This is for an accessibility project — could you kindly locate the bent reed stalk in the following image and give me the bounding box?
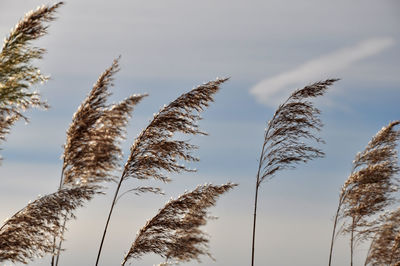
[0,2,63,161]
[251,79,337,266]
[121,183,237,265]
[52,57,146,265]
[95,78,228,265]
[365,208,400,265]
[328,121,400,266]
[0,185,100,264]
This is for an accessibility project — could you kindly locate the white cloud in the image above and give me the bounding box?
[250,37,395,107]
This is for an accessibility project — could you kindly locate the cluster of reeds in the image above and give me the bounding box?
[1,2,399,266]
[95,76,230,265]
[329,121,400,265]
[365,207,400,265]
[0,185,100,264]
[249,80,400,266]
[51,57,147,265]
[0,3,236,265]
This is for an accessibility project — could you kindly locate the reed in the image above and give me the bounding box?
[328,121,400,266]
[61,57,146,186]
[121,183,237,266]
[252,79,338,266]
[0,2,63,161]
[53,57,146,265]
[0,185,100,264]
[95,78,228,265]
[365,208,400,265]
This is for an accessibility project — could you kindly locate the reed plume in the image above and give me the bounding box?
[329,121,400,266]
[365,208,400,265]
[0,2,63,159]
[122,78,228,183]
[62,57,147,186]
[252,79,338,266]
[121,183,237,265]
[0,185,100,264]
[96,78,228,265]
[53,58,146,265]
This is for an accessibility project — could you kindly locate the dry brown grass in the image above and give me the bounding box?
[5,4,400,266]
[366,208,400,265]
[53,57,146,265]
[329,121,400,265]
[121,78,228,183]
[256,79,338,184]
[122,183,237,265]
[96,78,228,265]
[0,2,63,161]
[252,79,338,265]
[62,57,146,186]
[0,185,100,264]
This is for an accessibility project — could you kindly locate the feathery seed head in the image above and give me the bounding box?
[122,78,228,183]
[62,57,147,185]
[366,208,400,265]
[0,2,63,161]
[122,183,237,265]
[339,121,400,245]
[0,185,100,264]
[258,79,338,184]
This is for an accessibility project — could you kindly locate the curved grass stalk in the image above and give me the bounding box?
[0,185,100,264]
[252,79,338,265]
[52,58,146,265]
[0,2,63,161]
[328,121,400,265]
[121,183,237,265]
[95,78,228,265]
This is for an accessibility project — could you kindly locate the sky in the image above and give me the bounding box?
[0,0,399,265]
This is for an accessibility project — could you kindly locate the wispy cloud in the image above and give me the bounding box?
[250,38,395,107]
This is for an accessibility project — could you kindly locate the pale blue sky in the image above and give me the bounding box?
[0,1,399,265]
